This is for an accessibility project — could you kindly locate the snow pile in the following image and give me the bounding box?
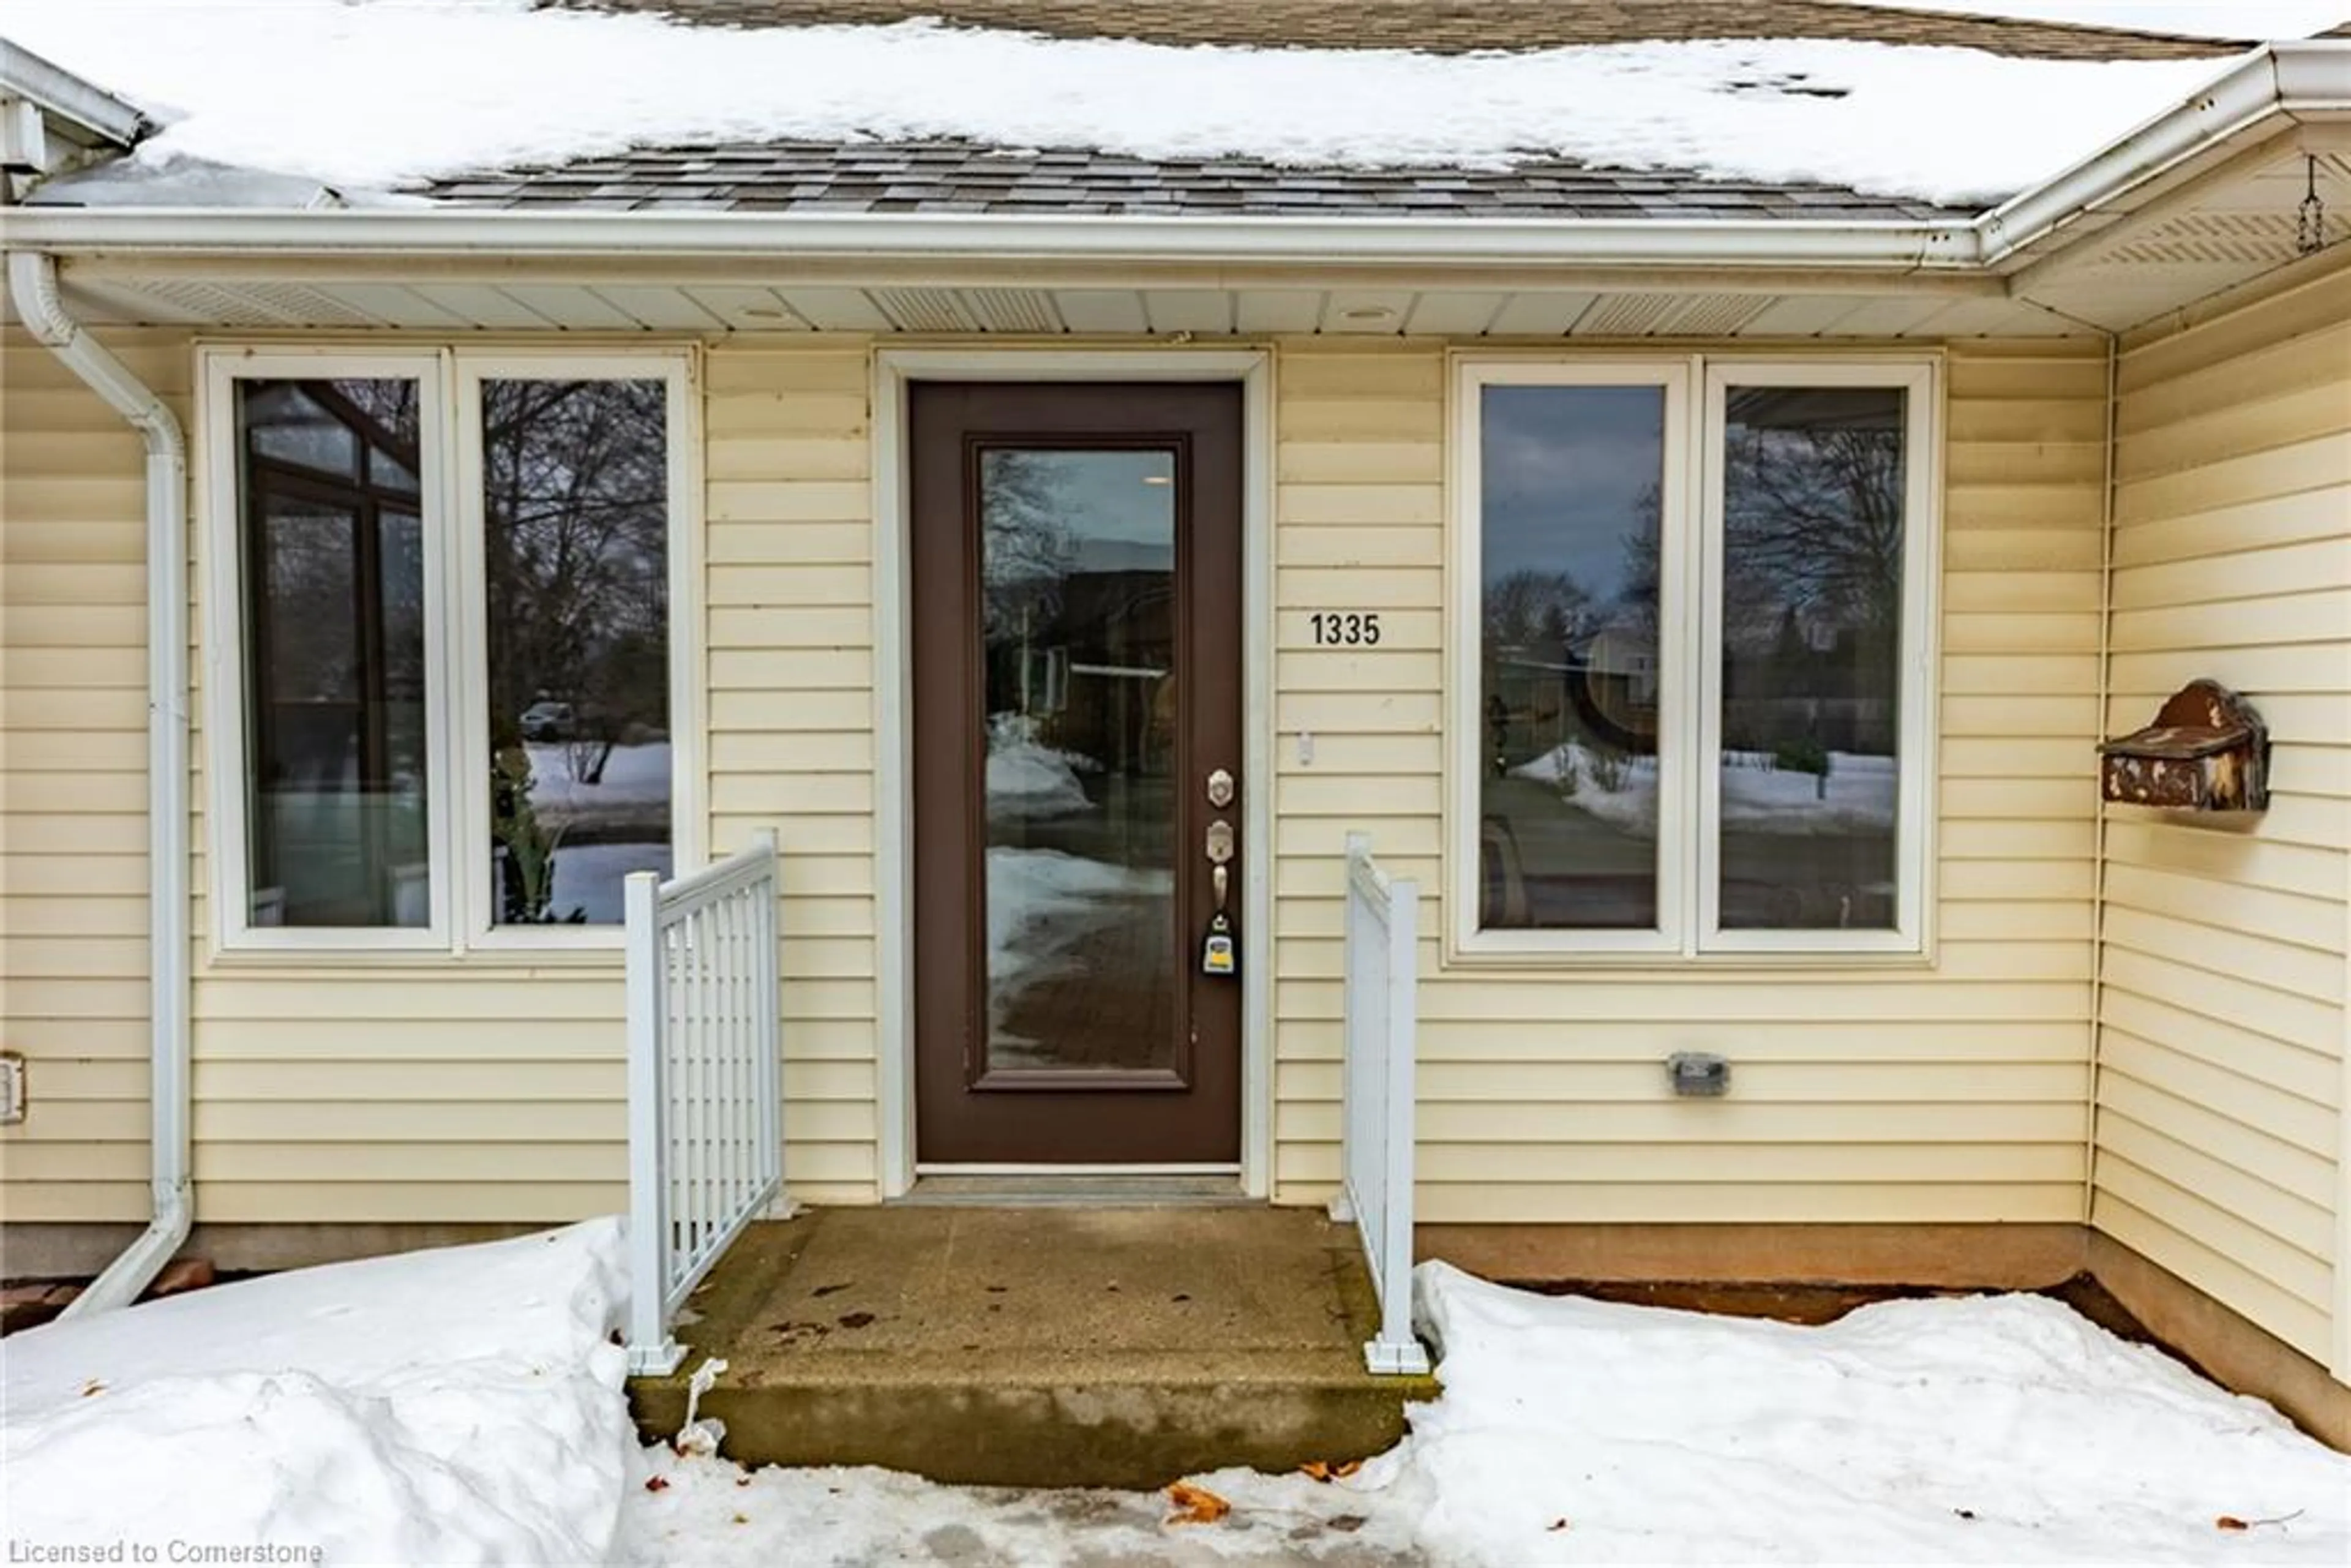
[1,1220,638,1566]
[1403,1261,2351,1564]
[4,0,2235,204]
[985,732,1095,820]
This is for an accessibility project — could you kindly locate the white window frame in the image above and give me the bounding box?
[201,347,700,957]
[456,353,700,952]
[1447,353,1940,962]
[1448,359,1694,958]
[203,350,457,954]
[1698,361,1938,956]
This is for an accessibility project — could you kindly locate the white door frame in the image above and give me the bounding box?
[871,347,1275,1198]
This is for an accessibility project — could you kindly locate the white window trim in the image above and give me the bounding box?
[1447,359,1693,958]
[455,353,701,953]
[200,347,702,957]
[202,349,457,955]
[1446,353,1941,962]
[1697,360,1940,956]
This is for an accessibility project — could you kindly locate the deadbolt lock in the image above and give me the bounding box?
[1205,767,1234,809]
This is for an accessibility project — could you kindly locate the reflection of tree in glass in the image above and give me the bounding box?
[1721,391,1904,668]
[482,380,668,767]
[980,450,1074,640]
[482,380,667,923]
[1483,569,1588,661]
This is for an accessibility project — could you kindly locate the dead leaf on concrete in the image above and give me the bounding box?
[78,1380,105,1398]
[1164,1482,1231,1526]
[2216,1517,2249,1532]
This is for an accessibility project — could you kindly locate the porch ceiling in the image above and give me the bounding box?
[15,268,2088,339]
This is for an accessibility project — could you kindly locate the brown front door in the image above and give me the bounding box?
[911,382,1243,1165]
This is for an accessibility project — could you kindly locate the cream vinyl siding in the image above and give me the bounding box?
[176,340,882,1218]
[2095,261,2351,1368]
[0,328,178,1222]
[1268,339,2105,1222]
[6,330,2105,1228]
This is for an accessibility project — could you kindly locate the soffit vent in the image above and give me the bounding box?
[871,286,977,332]
[1661,293,1777,336]
[2099,210,2335,266]
[964,289,1064,334]
[1573,294,1683,336]
[86,277,380,328]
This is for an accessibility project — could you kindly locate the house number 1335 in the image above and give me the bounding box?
[1309,612,1382,646]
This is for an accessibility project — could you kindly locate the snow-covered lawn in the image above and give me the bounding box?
[1513,741,1899,835]
[6,1222,2346,1566]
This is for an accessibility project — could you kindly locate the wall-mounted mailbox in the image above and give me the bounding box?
[2099,680,2268,813]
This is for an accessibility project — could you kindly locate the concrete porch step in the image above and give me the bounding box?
[628,1206,1437,1488]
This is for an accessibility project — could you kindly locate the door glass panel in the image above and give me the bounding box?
[1477,384,1666,931]
[979,448,1178,1072]
[1718,386,1905,929]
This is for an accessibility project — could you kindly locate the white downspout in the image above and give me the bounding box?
[6,250,192,1316]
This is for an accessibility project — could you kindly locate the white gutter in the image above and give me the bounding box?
[6,250,192,1318]
[0,208,1981,269]
[0,40,151,152]
[1975,43,2325,264]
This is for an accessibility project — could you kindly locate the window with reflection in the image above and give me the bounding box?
[1718,387,1905,931]
[1457,360,1929,955]
[1477,385,1665,932]
[481,379,672,926]
[238,379,430,928]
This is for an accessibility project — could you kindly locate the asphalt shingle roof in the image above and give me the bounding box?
[450,2,2229,218]
[418,141,1974,219]
[544,0,2244,60]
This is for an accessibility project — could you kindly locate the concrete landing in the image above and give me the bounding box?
[628,1206,1437,1487]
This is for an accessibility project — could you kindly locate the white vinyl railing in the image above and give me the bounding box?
[1333,832,1430,1375]
[624,830,783,1375]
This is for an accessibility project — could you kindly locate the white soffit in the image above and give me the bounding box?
[11,273,2099,339]
[2013,137,2351,329]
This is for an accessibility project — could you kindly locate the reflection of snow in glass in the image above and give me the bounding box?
[983,713,1095,819]
[549,842,672,924]
[1512,742,1895,835]
[524,742,671,807]
[985,847,1171,1049]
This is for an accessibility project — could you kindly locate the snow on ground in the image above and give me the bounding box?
[6,1228,2347,1564]
[1512,741,1897,835]
[1,1220,636,1566]
[6,1,2229,204]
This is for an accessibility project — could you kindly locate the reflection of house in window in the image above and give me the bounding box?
[1029,537,1174,777]
[239,379,430,927]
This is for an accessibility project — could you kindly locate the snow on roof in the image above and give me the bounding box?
[0,0,2240,208]
[550,1,2258,59]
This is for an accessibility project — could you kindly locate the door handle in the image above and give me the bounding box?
[1201,817,1237,977]
[1205,817,1235,916]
